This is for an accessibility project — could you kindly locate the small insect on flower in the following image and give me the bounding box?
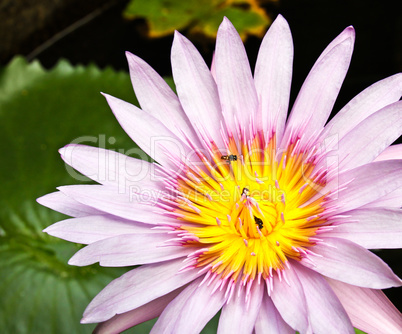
[221,154,237,163]
[241,187,250,197]
[254,216,264,230]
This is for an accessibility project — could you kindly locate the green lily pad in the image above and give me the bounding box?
[123,0,272,40]
[0,57,139,333]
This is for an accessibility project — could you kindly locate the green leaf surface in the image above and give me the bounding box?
[123,0,271,39]
[0,57,139,334]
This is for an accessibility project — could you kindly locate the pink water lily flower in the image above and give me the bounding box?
[38,15,402,334]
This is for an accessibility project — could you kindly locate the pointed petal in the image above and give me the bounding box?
[327,278,402,334]
[171,31,225,148]
[361,186,402,208]
[37,191,103,217]
[323,208,402,249]
[82,258,202,323]
[254,294,293,334]
[326,160,402,215]
[336,101,402,170]
[375,144,402,161]
[59,144,160,189]
[94,287,184,334]
[103,93,190,170]
[151,276,226,334]
[215,17,259,132]
[217,282,264,334]
[57,185,168,224]
[322,73,402,141]
[254,14,293,143]
[294,263,354,333]
[126,52,200,146]
[68,233,189,267]
[301,237,402,288]
[282,27,355,147]
[270,264,309,332]
[43,215,158,244]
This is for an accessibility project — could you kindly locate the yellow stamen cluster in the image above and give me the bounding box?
[173,134,328,284]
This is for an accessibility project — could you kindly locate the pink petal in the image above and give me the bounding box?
[217,282,264,334]
[215,17,259,132]
[294,263,354,333]
[57,185,168,224]
[301,237,402,288]
[93,287,184,334]
[254,294,293,334]
[151,276,226,333]
[254,14,293,144]
[43,215,158,244]
[37,191,103,217]
[326,160,402,215]
[323,208,402,249]
[125,52,200,146]
[68,233,190,267]
[361,186,402,208]
[336,101,402,170]
[171,31,225,148]
[322,73,402,141]
[82,258,202,323]
[270,263,309,332]
[375,144,402,161]
[282,26,355,147]
[103,93,191,170]
[59,144,161,189]
[326,278,402,334]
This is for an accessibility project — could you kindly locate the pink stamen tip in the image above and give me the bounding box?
[281,193,285,204]
[299,183,308,194]
[206,193,212,201]
[216,217,222,226]
[275,180,280,189]
[227,214,231,222]
[256,177,264,184]
[243,238,248,247]
[251,252,256,256]
[281,212,285,222]
[276,241,280,246]
[219,183,225,191]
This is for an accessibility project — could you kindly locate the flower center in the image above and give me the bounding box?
[161,134,329,286]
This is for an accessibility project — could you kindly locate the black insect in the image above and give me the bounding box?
[221,154,237,163]
[254,216,264,230]
[241,187,250,197]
